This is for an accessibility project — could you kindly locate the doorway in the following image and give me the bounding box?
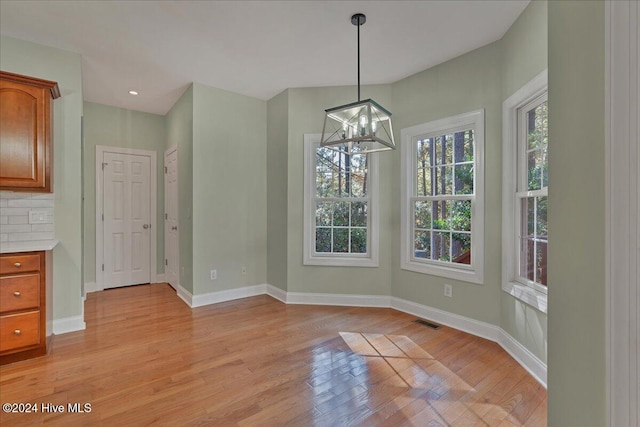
[96,146,158,290]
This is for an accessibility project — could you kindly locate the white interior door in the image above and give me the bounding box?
[164,147,179,290]
[103,151,151,288]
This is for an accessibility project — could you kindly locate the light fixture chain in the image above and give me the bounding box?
[357,16,360,101]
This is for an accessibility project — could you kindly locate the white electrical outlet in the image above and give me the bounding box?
[210,269,217,280]
[241,266,247,275]
[29,211,47,224]
[444,284,453,298]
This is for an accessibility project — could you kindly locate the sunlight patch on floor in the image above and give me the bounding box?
[332,331,489,425]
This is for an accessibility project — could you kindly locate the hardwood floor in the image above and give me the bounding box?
[0,284,547,426]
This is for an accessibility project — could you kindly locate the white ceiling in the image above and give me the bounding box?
[0,1,529,115]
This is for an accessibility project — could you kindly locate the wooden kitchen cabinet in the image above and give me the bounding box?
[0,71,60,192]
[0,251,52,365]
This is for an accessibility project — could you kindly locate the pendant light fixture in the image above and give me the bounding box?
[320,13,396,154]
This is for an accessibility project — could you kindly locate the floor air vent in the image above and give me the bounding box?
[414,319,441,329]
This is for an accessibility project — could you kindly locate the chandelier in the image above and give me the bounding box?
[320,13,396,154]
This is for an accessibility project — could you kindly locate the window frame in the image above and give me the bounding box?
[502,70,548,313]
[303,133,379,267]
[400,110,485,284]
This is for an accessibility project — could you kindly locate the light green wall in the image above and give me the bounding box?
[390,43,503,325]
[502,0,548,100]
[285,85,394,296]
[548,1,605,426]
[192,83,267,295]
[500,0,548,363]
[82,102,166,285]
[0,36,83,321]
[165,86,194,293]
[266,90,289,291]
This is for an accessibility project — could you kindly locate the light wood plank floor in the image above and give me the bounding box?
[0,284,546,426]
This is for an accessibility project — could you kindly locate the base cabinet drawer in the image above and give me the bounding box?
[0,273,40,312]
[0,254,41,275]
[0,311,40,352]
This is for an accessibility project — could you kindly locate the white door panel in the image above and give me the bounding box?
[103,151,151,288]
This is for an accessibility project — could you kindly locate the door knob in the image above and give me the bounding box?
[143,224,150,229]
[172,226,178,231]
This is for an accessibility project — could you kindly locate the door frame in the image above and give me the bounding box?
[96,145,158,291]
[164,145,179,290]
[606,1,639,425]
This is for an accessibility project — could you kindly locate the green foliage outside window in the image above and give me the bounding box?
[314,147,369,254]
[414,130,474,263]
[527,102,548,191]
[520,100,548,286]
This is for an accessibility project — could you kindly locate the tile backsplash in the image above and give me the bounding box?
[0,191,55,243]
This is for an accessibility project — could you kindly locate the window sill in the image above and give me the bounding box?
[401,260,483,284]
[502,281,547,313]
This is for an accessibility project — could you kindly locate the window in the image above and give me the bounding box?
[303,134,378,266]
[502,70,548,312]
[400,110,484,284]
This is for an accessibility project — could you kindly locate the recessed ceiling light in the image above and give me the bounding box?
[128,90,138,95]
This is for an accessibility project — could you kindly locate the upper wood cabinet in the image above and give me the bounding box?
[0,71,60,192]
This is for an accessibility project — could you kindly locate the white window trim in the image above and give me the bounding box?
[400,110,485,284]
[502,70,548,313]
[303,133,379,267]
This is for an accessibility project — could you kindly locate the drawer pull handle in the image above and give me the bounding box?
[13,262,21,268]
[13,291,21,297]
[13,329,21,335]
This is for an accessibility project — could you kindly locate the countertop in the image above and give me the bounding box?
[0,239,59,254]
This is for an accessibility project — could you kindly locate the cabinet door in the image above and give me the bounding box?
[0,79,51,191]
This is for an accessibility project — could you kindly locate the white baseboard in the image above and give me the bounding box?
[264,286,389,307]
[266,284,287,303]
[53,316,86,335]
[285,291,390,307]
[390,297,500,342]
[192,284,267,308]
[153,274,165,284]
[84,281,101,294]
[498,329,547,388]
[177,284,193,307]
[177,284,267,308]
